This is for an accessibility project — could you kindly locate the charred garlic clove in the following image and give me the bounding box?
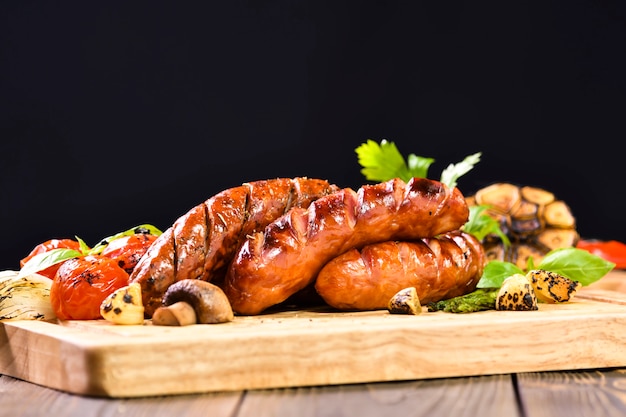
[388,287,422,315]
[0,270,56,321]
[527,269,581,303]
[496,274,538,311]
[100,282,145,325]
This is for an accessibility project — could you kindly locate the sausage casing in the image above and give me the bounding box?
[129,177,339,317]
[315,230,486,311]
[223,177,470,315]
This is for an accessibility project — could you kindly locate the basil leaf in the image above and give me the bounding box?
[18,248,82,278]
[476,261,524,288]
[89,224,163,255]
[538,247,615,286]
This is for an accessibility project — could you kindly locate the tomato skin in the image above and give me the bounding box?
[577,240,626,269]
[20,238,82,280]
[50,255,129,320]
[101,233,158,274]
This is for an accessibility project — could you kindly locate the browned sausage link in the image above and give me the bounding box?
[315,231,486,311]
[223,177,470,315]
[129,177,339,317]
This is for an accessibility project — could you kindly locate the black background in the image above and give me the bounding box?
[1,1,625,271]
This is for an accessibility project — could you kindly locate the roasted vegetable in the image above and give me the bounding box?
[19,239,82,280]
[466,183,579,269]
[577,240,626,269]
[426,288,498,313]
[527,269,581,303]
[101,233,158,274]
[0,270,56,321]
[100,283,145,325]
[50,255,130,320]
[495,274,538,311]
[387,287,422,315]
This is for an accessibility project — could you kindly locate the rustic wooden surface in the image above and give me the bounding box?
[4,369,626,417]
[2,270,626,415]
[3,274,626,398]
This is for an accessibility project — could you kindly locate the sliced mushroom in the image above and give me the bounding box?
[152,279,234,326]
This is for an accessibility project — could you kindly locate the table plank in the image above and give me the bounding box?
[0,375,242,417]
[221,374,519,417]
[1,373,519,417]
[517,369,626,417]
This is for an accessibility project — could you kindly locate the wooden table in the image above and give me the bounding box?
[3,368,626,417]
[4,272,626,416]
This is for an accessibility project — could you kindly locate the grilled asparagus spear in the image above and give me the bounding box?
[426,288,499,313]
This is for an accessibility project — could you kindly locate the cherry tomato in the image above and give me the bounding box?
[20,238,82,280]
[50,255,129,320]
[577,240,626,269]
[101,233,158,274]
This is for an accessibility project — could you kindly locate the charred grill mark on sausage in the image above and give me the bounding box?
[314,231,485,311]
[129,177,339,317]
[223,177,471,316]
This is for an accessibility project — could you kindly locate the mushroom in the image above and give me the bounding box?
[387,287,422,315]
[151,279,234,326]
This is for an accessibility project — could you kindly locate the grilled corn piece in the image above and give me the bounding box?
[527,269,581,303]
[0,270,56,321]
[100,282,145,325]
[496,273,538,311]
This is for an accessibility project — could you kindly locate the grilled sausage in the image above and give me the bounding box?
[315,230,486,311]
[129,177,339,317]
[223,177,470,315]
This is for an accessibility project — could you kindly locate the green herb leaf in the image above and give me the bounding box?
[89,224,163,255]
[476,261,525,288]
[462,205,511,245]
[355,139,480,189]
[355,139,415,182]
[440,152,482,189]
[17,248,82,278]
[537,247,615,286]
[406,153,434,180]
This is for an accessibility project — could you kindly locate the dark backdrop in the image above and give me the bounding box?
[1,1,625,271]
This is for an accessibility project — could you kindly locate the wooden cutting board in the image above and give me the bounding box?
[2,271,626,398]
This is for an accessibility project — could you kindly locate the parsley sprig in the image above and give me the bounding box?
[356,139,481,189]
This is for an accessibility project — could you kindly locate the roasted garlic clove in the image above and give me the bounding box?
[496,274,538,311]
[100,282,145,325]
[527,269,581,303]
[388,287,422,315]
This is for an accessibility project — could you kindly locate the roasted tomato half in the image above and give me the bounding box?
[50,255,129,320]
[20,238,82,280]
[101,233,158,274]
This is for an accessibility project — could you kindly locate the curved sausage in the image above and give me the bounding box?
[314,230,486,311]
[223,177,470,315]
[129,177,339,317]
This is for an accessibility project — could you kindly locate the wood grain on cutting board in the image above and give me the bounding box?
[1,271,626,398]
